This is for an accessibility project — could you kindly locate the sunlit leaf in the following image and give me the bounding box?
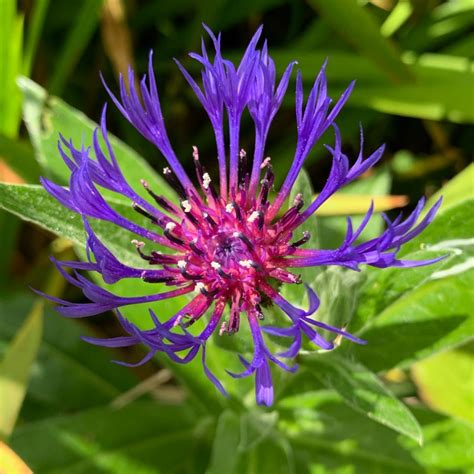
[0,294,137,419]
[207,410,240,474]
[412,343,474,423]
[9,401,201,474]
[18,78,177,203]
[279,393,474,473]
[354,269,474,373]
[308,0,411,83]
[0,183,155,267]
[301,352,423,443]
[0,0,23,138]
[0,301,42,440]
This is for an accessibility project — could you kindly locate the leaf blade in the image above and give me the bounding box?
[0,301,43,440]
[301,353,423,443]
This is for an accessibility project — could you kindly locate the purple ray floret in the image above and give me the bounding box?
[41,25,441,406]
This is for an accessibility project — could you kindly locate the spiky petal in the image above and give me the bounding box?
[41,26,441,406]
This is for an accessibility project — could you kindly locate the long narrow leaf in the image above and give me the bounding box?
[0,301,43,440]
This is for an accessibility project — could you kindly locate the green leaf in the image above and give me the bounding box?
[402,199,474,256]
[271,50,474,123]
[0,300,42,440]
[0,0,23,137]
[280,393,474,473]
[412,343,474,423]
[235,437,294,474]
[9,401,202,474]
[427,163,474,212]
[22,0,49,77]
[0,183,156,267]
[354,53,474,123]
[354,269,474,373]
[48,0,102,95]
[206,410,240,474]
[18,78,177,203]
[207,410,294,474]
[352,248,454,332]
[308,0,411,83]
[0,294,137,418]
[399,0,474,52]
[301,352,423,443]
[380,0,413,38]
[352,197,474,370]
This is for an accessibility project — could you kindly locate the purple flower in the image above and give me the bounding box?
[40,26,442,407]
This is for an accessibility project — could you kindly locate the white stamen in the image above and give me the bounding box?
[140,179,148,187]
[260,157,271,169]
[247,211,260,223]
[192,146,199,160]
[232,231,240,238]
[172,315,184,327]
[163,167,171,175]
[202,172,211,190]
[195,282,205,291]
[226,203,234,213]
[165,222,176,231]
[219,321,228,336]
[181,200,192,213]
[177,260,187,269]
[239,259,253,269]
[211,261,221,270]
[293,193,303,207]
[131,240,144,248]
[239,149,247,158]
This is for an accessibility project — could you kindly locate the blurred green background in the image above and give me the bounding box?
[0,0,473,473]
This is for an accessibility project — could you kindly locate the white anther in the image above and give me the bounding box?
[232,231,240,238]
[211,261,221,270]
[140,179,148,187]
[172,315,183,327]
[163,167,171,175]
[239,260,253,269]
[260,157,271,169]
[195,282,205,291]
[177,260,187,269]
[219,321,228,336]
[192,146,199,160]
[293,193,303,205]
[202,172,211,190]
[131,239,144,248]
[225,203,234,213]
[239,149,247,158]
[181,200,192,213]
[165,222,176,231]
[247,211,260,223]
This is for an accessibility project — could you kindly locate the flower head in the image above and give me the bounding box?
[40,26,441,406]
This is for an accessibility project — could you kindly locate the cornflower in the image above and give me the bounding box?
[40,26,441,406]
